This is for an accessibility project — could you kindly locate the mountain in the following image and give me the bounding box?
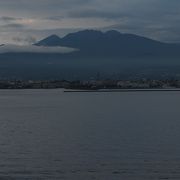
[36,34,61,46]
[0,30,180,80]
[35,30,180,57]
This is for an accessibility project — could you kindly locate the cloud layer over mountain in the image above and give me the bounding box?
[0,44,77,54]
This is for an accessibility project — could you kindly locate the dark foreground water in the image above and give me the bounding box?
[0,89,180,180]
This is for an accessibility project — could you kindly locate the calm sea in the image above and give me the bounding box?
[0,89,180,180]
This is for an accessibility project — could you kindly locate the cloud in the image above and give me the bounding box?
[1,23,25,29]
[68,9,128,20]
[0,0,180,43]
[12,36,37,44]
[44,16,64,21]
[0,44,78,54]
[0,16,22,22]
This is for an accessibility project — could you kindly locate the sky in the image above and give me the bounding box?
[0,0,180,44]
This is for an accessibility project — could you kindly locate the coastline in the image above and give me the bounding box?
[64,88,180,93]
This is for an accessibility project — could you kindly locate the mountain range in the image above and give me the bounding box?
[0,29,180,80]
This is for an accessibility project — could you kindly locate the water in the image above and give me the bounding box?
[0,89,180,179]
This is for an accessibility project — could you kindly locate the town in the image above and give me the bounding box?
[0,79,180,89]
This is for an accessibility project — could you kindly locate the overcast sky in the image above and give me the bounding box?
[0,0,180,44]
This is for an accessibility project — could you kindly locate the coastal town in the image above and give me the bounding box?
[0,79,180,89]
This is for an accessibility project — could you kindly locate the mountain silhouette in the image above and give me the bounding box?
[36,29,180,57]
[36,34,61,46]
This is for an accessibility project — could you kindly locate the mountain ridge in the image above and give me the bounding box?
[35,29,179,57]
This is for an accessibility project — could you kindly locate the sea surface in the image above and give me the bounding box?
[0,89,180,180]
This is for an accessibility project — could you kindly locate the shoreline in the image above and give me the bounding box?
[64,89,180,93]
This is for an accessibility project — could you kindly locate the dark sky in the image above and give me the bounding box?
[0,0,180,44]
